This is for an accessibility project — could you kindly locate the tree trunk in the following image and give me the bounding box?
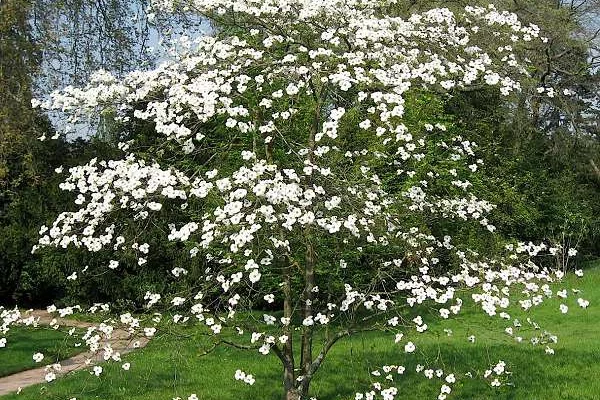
[282,260,296,399]
[285,387,301,400]
[300,241,315,376]
[283,361,301,400]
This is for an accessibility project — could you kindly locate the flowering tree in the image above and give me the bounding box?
[1,1,590,399]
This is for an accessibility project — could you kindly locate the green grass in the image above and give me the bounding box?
[2,261,599,399]
[0,327,85,377]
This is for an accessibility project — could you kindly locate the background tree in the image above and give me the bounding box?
[0,0,51,303]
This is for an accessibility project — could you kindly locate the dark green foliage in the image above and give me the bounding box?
[445,88,600,261]
[0,138,112,306]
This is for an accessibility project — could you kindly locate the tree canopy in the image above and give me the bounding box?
[0,1,598,399]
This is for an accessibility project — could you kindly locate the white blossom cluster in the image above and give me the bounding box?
[35,156,191,253]
[359,364,458,400]
[365,358,516,399]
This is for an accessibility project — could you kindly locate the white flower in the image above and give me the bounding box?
[286,83,299,96]
[172,267,188,277]
[404,342,416,353]
[147,202,162,211]
[234,369,255,385]
[171,297,186,306]
[122,362,131,370]
[33,352,44,362]
[359,119,371,130]
[559,304,568,314]
[394,333,404,343]
[440,384,451,394]
[241,151,255,160]
[248,269,261,283]
[259,344,270,355]
[263,294,275,303]
[563,88,574,96]
[144,327,157,337]
[577,298,590,308]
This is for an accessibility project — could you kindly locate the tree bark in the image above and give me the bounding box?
[298,78,321,399]
[590,159,600,181]
[285,387,301,400]
[300,240,315,381]
[282,260,296,399]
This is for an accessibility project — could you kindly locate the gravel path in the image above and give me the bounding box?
[0,310,149,396]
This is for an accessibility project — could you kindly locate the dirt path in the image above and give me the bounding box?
[0,310,149,396]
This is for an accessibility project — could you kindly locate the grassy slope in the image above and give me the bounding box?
[0,327,84,377]
[2,262,599,400]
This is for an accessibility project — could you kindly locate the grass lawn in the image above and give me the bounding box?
[2,261,599,400]
[0,327,85,377]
